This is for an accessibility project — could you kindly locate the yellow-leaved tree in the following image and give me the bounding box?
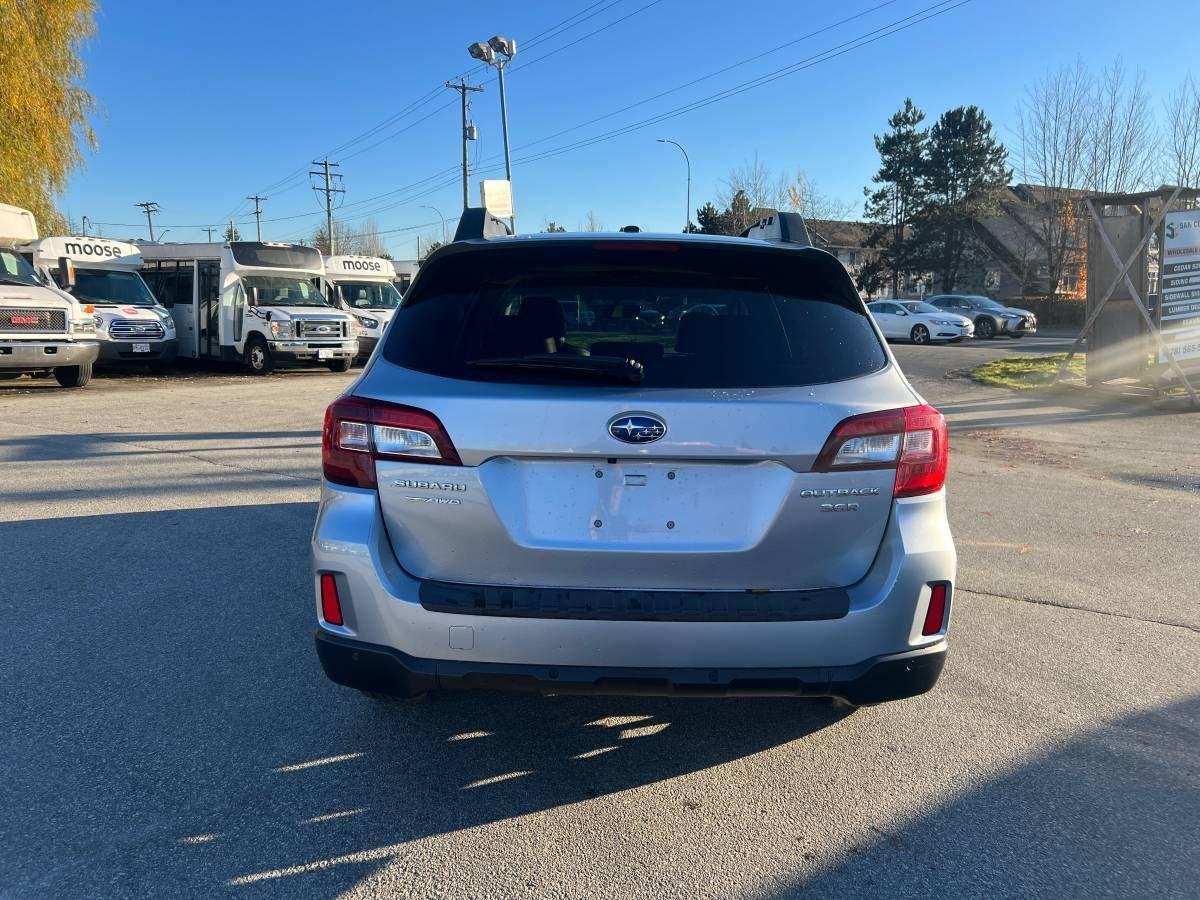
[0,0,97,231]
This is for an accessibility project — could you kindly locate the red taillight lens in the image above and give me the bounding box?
[814,403,948,498]
[322,396,462,489]
[320,572,343,626]
[896,404,948,498]
[923,582,948,635]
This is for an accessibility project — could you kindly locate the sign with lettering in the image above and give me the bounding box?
[1160,211,1200,364]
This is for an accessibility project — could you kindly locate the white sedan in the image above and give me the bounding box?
[867,300,975,344]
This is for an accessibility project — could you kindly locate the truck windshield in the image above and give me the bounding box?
[336,280,402,310]
[0,249,41,287]
[67,268,157,306]
[242,275,329,307]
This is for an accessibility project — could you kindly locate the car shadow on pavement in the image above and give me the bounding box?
[1,502,850,898]
[766,693,1200,898]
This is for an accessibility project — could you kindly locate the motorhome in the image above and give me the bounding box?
[321,254,403,361]
[0,204,98,387]
[138,241,357,374]
[392,259,417,295]
[23,235,177,370]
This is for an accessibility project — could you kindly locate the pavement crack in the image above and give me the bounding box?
[960,586,1199,635]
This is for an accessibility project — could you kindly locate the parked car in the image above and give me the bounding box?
[312,212,955,708]
[867,300,974,344]
[927,294,1037,339]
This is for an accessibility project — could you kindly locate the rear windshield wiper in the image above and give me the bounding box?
[467,354,645,384]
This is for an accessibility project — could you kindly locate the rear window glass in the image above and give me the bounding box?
[383,243,886,388]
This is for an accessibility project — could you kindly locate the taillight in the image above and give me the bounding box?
[923,582,948,635]
[814,403,948,498]
[322,396,461,489]
[320,572,343,626]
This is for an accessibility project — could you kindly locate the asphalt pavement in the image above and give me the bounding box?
[1,338,1197,899]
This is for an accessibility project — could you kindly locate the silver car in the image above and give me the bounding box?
[312,213,955,706]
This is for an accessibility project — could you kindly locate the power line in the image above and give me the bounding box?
[196,0,964,239]
[300,0,968,232]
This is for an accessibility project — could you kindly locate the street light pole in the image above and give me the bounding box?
[495,59,515,232]
[469,36,518,232]
[421,205,447,243]
[657,139,691,233]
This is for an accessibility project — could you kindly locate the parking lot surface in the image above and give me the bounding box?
[2,338,1197,899]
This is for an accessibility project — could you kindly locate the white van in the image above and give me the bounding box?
[23,236,178,371]
[138,241,358,374]
[322,255,402,362]
[0,204,99,387]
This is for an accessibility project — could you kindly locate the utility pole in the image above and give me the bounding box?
[134,201,160,241]
[203,226,216,242]
[247,194,267,241]
[81,215,90,236]
[446,79,483,210]
[309,159,344,253]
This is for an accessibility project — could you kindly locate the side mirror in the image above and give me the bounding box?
[57,257,76,290]
[896,308,908,316]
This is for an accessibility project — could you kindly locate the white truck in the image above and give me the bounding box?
[23,235,178,371]
[0,204,99,387]
[322,254,403,362]
[137,241,357,374]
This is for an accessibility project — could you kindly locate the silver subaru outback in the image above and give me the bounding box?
[311,212,955,706]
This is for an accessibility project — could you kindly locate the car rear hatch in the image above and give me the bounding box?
[336,238,926,592]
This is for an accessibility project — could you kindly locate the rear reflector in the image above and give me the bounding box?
[320,573,344,626]
[923,583,948,635]
[322,395,462,489]
[814,403,948,498]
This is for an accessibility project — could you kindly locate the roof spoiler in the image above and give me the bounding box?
[740,211,812,247]
[453,207,513,242]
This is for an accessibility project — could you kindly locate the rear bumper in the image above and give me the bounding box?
[311,481,956,700]
[0,339,99,369]
[98,338,178,363]
[315,629,946,703]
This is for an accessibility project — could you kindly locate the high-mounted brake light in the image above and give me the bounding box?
[814,403,948,498]
[322,396,461,489]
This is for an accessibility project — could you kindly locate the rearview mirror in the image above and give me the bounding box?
[57,256,76,290]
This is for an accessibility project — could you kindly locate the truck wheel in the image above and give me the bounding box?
[975,317,996,340]
[54,362,93,388]
[244,337,274,375]
[328,357,353,373]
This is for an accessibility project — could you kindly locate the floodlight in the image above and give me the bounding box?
[468,41,495,63]
[488,35,516,59]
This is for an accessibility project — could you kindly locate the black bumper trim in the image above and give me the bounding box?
[418,580,850,622]
[314,630,946,704]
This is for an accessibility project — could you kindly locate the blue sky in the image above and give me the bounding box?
[64,0,1197,258]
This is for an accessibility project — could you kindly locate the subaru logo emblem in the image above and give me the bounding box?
[608,413,666,444]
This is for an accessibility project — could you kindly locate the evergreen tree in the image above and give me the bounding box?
[862,99,927,297]
[695,202,727,235]
[911,105,1011,291]
[222,222,241,241]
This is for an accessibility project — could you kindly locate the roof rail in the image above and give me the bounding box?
[740,211,812,247]
[453,207,513,242]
